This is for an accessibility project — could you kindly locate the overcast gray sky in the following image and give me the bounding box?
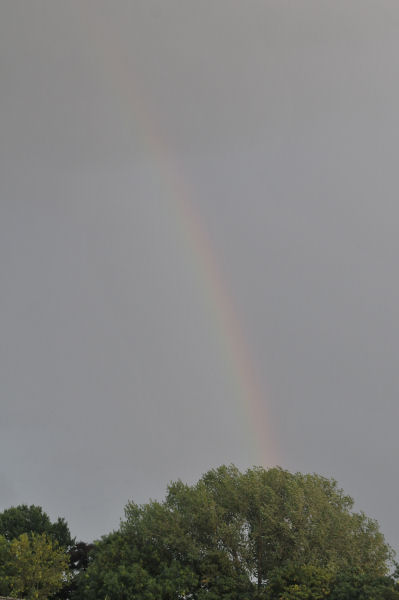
[1,0,399,549]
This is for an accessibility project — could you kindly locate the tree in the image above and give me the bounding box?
[77,498,251,600]
[55,542,94,600]
[329,569,399,600]
[0,534,13,596]
[0,505,74,548]
[265,563,333,600]
[75,530,169,600]
[75,465,393,600]
[200,465,392,586]
[265,565,399,600]
[0,506,77,600]
[0,532,70,600]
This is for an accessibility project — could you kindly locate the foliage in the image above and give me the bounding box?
[265,564,333,600]
[68,541,94,572]
[329,569,399,600]
[0,534,13,596]
[264,564,399,600]
[0,505,74,548]
[199,465,392,584]
[55,541,94,600]
[0,532,70,600]
[75,465,393,600]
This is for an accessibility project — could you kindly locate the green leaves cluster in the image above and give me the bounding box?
[0,504,74,548]
[0,532,70,600]
[0,505,73,600]
[75,465,395,600]
[265,565,399,600]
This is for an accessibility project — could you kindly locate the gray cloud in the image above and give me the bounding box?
[1,1,399,550]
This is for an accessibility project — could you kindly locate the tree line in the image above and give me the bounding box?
[0,465,398,599]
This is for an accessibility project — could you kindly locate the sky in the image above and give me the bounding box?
[1,0,399,549]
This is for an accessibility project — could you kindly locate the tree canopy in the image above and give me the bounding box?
[0,466,395,599]
[0,505,75,600]
[0,532,70,600]
[75,465,395,600]
[0,505,74,548]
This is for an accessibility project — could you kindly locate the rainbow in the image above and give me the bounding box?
[78,9,278,466]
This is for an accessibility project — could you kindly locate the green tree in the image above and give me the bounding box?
[200,465,392,588]
[76,530,170,600]
[77,497,251,600]
[0,532,70,600]
[163,475,253,597]
[0,505,73,548]
[265,563,333,600]
[265,565,399,600]
[0,534,13,596]
[329,569,399,600]
[75,465,393,600]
